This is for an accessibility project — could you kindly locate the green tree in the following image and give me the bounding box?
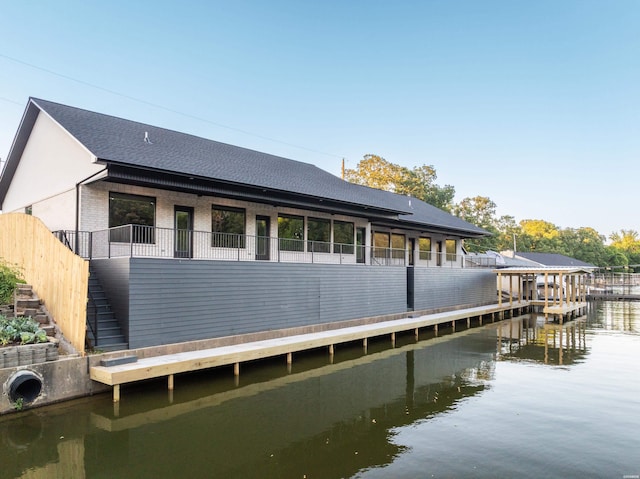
[453,196,499,252]
[518,219,562,252]
[609,230,640,266]
[344,154,455,211]
[558,227,608,266]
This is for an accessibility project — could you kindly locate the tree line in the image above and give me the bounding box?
[344,155,639,268]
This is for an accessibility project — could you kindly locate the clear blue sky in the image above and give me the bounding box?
[1,0,638,237]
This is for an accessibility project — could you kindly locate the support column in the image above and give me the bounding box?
[113,384,120,403]
[168,374,174,391]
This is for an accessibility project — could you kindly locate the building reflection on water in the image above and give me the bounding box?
[496,314,588,366]
[0,314,592,479]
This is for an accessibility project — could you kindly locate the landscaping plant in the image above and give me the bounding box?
[0,315,48,346]
[0,260,25,305]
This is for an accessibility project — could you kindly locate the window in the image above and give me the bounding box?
[212,206,245,248]
[373,232,390,259]
[446,239,457,261]
[109,192,155,243]
[333,221,354,254]
[419,237,432,260]
[25,206,32,215]
[307,217,330,253]
[391,234,405,259]
[278,214,304,251]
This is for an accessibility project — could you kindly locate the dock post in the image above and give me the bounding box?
[363,338,368,354]
[168,374,174,391]
[391,332,396,347]
[113,384,120,403]
[414,328,419,341]
[329,344,334,356]
[467,317,471,328]
[234,362,240,376]
[434,324,439,336]
[479,315,483,325]
[452,320,456,332]
[286,352,292,365]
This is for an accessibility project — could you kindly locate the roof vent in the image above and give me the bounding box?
[144,131,152,144]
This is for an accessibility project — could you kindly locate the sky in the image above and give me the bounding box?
[0,0,638,238]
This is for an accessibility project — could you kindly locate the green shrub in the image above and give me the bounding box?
[0,260,25,305]
[0,315,48,346]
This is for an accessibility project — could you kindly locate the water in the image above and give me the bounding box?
[1,302,639,479]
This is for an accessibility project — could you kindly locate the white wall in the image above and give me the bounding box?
[2,111,104,230]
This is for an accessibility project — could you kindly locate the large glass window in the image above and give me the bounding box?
[278,214,304,251]
[419,237,432,260]
[212,206,245,248]
[333,221,354,254]
[307,217,330,253]
[446,239,457,261]
[391,234,405,259]
[373,232,390,259]
[109,192,155,243]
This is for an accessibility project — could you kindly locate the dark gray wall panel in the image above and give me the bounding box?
[411,267,496,311]
[127,259,407,348]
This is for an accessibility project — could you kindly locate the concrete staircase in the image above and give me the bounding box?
[87,264,128,352]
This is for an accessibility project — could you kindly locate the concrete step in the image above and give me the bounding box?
[96,342,129,352]
[96,335,128,346]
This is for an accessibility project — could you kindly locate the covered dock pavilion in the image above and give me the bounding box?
[494,266,590,316]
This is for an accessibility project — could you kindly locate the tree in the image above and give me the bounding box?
[453,196,499,252]
[559,227,608,266]
[518,219,562,252]
[609,230,640,265]
[344,154,455,211]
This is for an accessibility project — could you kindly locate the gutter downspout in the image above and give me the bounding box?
[75,167,108,255]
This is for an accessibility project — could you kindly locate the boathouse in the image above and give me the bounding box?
[0,98,497,352]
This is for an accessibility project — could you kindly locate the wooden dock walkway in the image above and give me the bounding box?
[91,301,530,402]
[587,293,640,301]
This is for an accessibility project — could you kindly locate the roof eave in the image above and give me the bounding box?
[101,162,405,219]
[0,99,40,208]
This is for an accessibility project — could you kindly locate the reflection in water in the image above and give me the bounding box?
[3,304,639,479]
[1,323,499,479]
[496,314,588,365]
[589,300,640,333]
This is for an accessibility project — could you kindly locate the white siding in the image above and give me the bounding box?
[3,111,103,230]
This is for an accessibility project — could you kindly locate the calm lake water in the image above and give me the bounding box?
[1,302,639,479]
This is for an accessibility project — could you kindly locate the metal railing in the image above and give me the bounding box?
[464,256,498,268]
[52,226,489,268]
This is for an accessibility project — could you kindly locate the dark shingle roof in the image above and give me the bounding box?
[32,98,414,215]
[515,252,595,268]
[1,98,488,237]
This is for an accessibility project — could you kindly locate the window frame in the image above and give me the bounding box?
[333,220,355,254]
[419,237,432,261]
[446,239,457,261]
[278,214,305,252]
[307,217,331,253]
[211,205,246,248]
[108,192,156,244]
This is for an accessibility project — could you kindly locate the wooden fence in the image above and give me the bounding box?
[0,213,88,353]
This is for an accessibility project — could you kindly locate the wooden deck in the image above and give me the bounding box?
[90,301,530,402]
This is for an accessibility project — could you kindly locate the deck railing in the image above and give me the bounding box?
[52,226,487,268]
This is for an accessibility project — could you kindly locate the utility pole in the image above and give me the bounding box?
[341,158,345,180]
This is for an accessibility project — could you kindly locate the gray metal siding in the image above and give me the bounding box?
[410,267,496,311]
[127,259,407,348]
